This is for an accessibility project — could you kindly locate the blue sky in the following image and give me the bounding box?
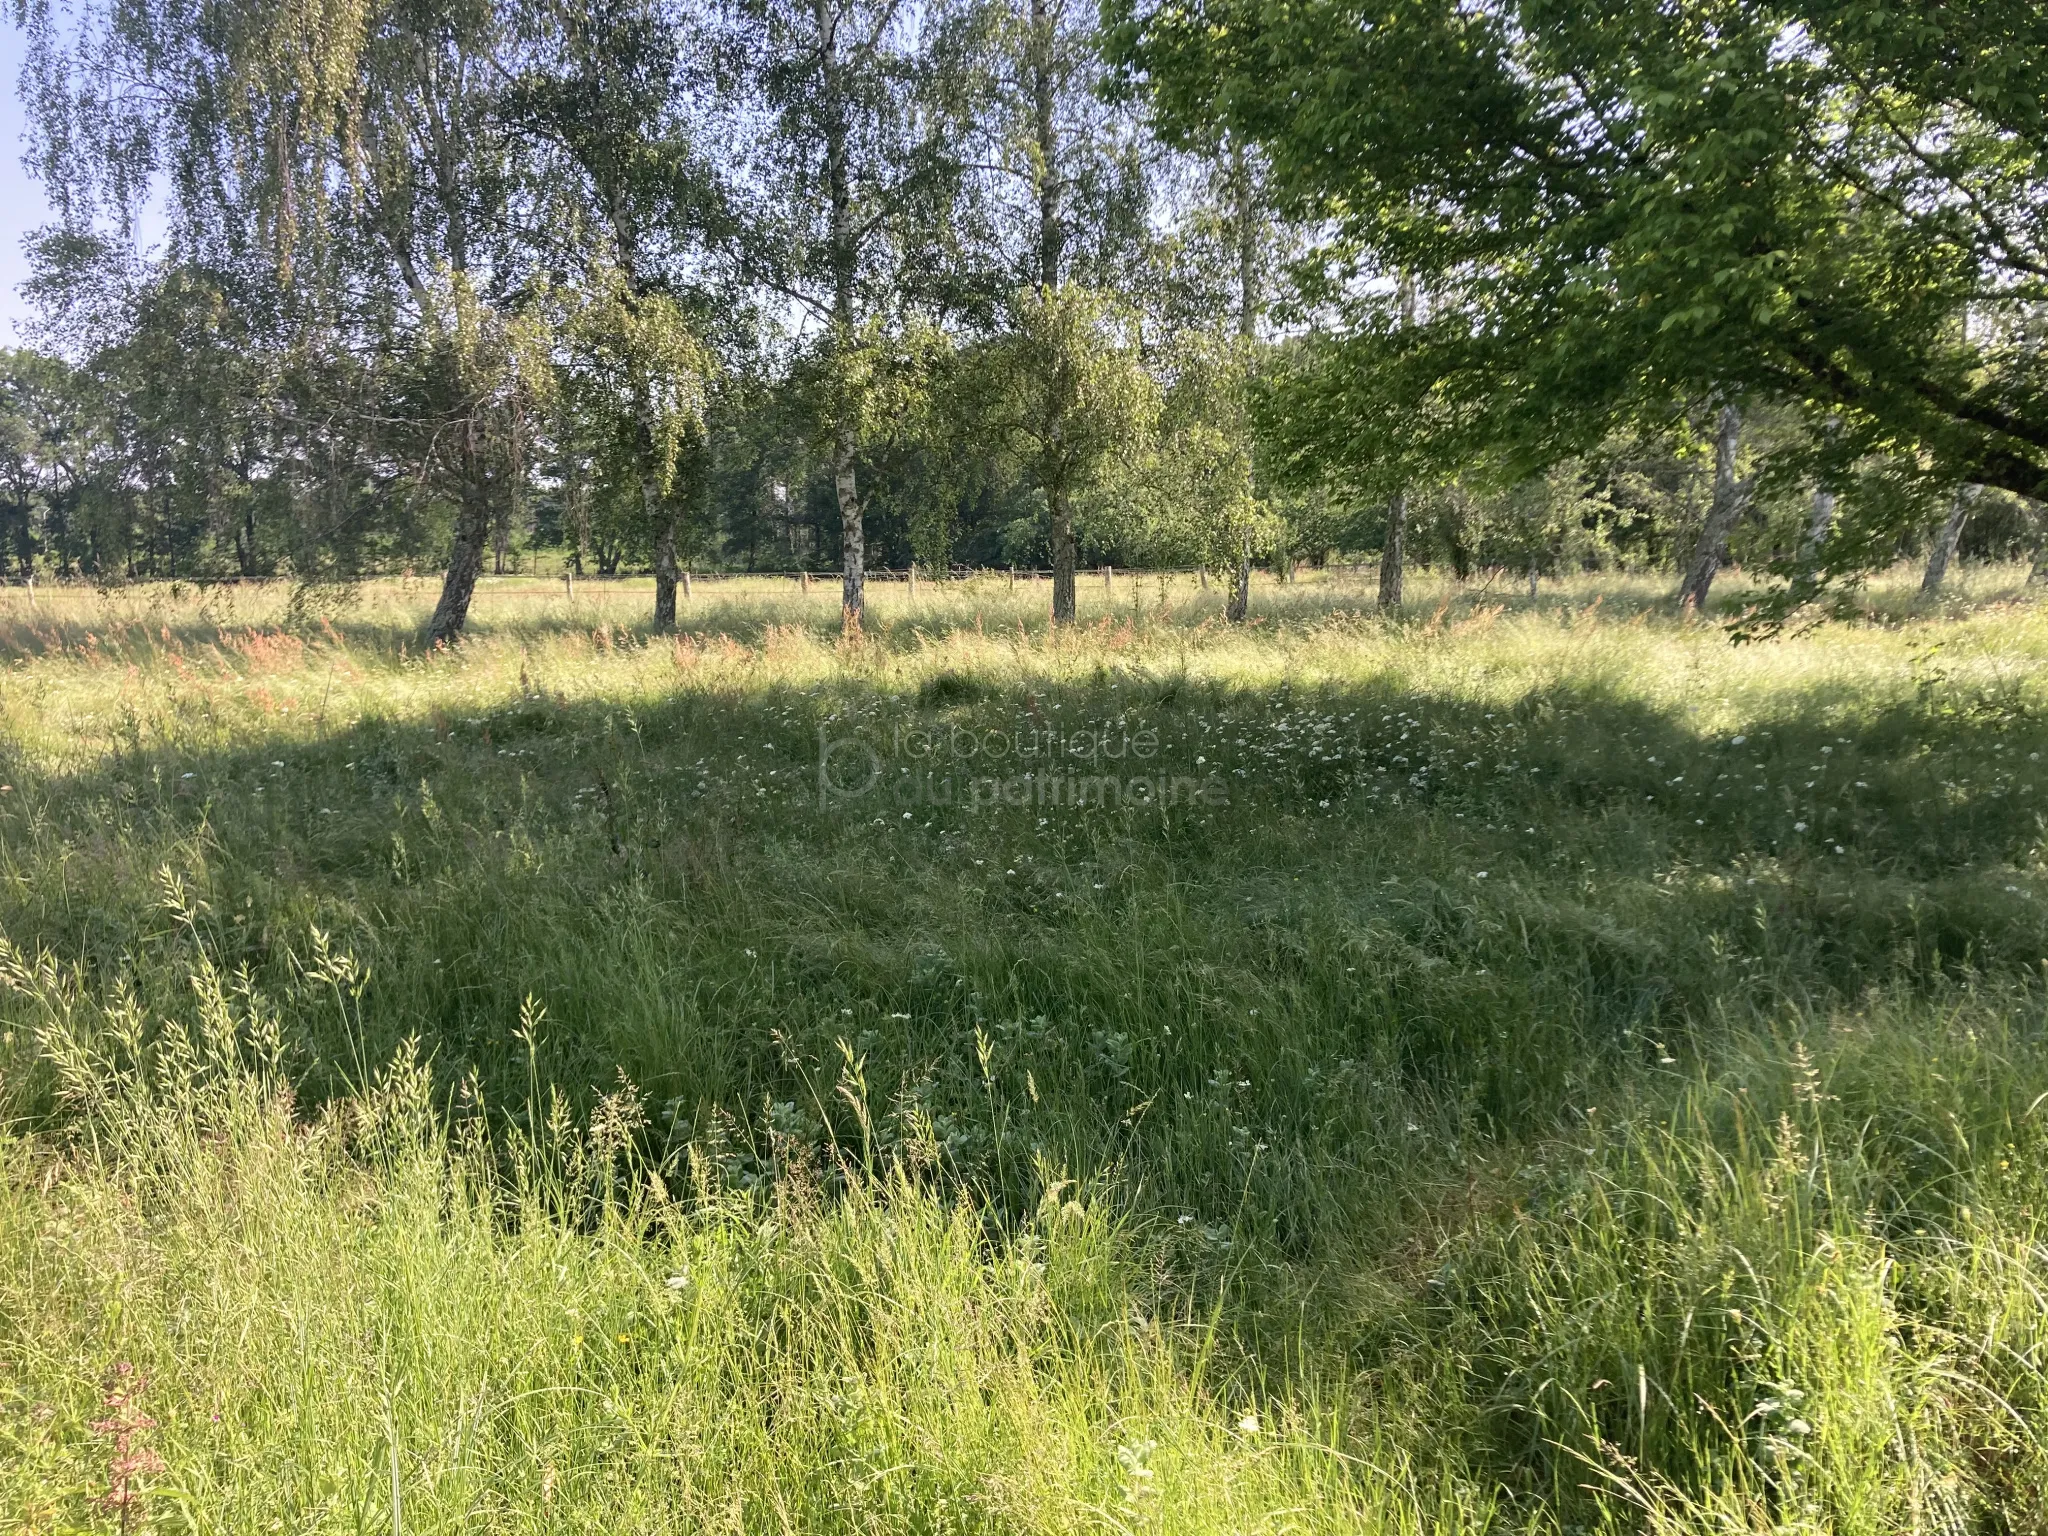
[0,19,48,343]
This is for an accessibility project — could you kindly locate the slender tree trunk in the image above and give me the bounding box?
[1527,558,1538,601]
[1802,486,1835,559]
[412,87,493,645]
[1801,418,1840,574]
[1379,275,1418,613]
[601,185,687,638]
[1050,480,1076,623]
[504,405,525,576]
[428,445,491,645]
[570,474,588,577]
[1232,139,1258,339]
[819,0,864,635]
[1921,487,1974,596]
[1678,404,1744,613]
[836,430,864,629]
[629,397,683,629]
[231,473,260,576]
[1029,0,1060,295]
[1222,138,1260,626]
[1029,0,1072,629]
[2028,502,2048,584]
[652,504,681,630]
[1790,481,1836,602]
[1379,490,1406,610]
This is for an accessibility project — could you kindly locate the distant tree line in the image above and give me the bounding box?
[4,0,2046,632]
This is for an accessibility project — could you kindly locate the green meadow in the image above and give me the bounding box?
[3,567,2048,1532]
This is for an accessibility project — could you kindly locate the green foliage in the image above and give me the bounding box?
[966,285,1159,553]
[562,269,717,516]
[1112,0,2048,595]
[387,273,559,505]
[1143,330,1274,570]
[16,0,2048,609]
[1466,460,1617,578]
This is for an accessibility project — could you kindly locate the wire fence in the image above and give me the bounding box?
[2,562,1384,591]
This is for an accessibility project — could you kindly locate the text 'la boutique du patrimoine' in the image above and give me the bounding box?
[817,722,1230,809]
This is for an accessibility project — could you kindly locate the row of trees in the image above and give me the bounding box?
[10,0,1267,636]
[7,0,2047,632]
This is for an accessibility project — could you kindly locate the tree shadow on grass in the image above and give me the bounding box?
[4,600,2045,1530]
[3,648,2040,1218]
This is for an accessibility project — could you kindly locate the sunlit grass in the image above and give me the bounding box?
[2,565,2046,1531]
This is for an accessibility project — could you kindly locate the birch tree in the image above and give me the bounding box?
[1677,405,1747,613]
[966,0,1152,621]
[738,0,982,631]
[512,0,725,627]
[21,0,554,641]
[968,284,1156,618]
[1920,486,1977,597]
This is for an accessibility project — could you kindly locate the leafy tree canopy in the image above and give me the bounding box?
[1108,0,2048,525]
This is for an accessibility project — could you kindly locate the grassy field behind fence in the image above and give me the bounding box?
[3,565,2048,1532]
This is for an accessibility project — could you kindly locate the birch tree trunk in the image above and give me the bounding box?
[1233,139,1258,341]
[1378,490,1406,610]
[1029,0,1060,295]
[428,434,492,644]
[236,499,258,578]
[1802,487,1835,556]
[1050,479,1076,623]
[1029,0,1072,629]
[1219,137,1260,624]
[1797,417,1839,584]
[1227,531,1250,621]
[836,430,864,629]
[1678,404,1744,613]
[1379,275,1418,613]
[820,0,864,635]
[1921,487,1974,596]
[406,44,502,648]
[652,487,681,629]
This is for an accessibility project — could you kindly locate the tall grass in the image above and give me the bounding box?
[2,566,2046,1531]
